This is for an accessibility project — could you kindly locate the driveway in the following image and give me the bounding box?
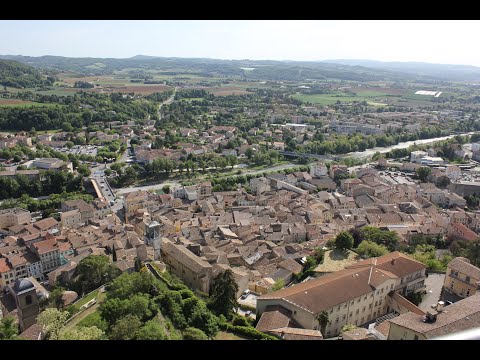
[418,273,445,312]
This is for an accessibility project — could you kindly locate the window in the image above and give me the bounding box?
[356,309,359,315]
[350,301,354,305]
[357,298,360,303]
[391,284,394,290]
[369,304,372,309]
[375,301,378,307]
[362,307,366,313]
[414,335,419,340]
[335,317,339,324]
[466,276,471,283]
[361,317,364,323]
[344,303,347,308]
[467,289,470,296]
[451,281,455,289]
[330,309,333,314]
[25,295,32,305]
[364,296,367,300]
[379,299,382,306]
[337,306,340,311]
[342,315,346,321]
[349,312,352,318]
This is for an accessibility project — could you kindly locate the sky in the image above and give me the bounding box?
[0,20,479,66]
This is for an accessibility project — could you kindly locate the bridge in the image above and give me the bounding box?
[89,176,116,204]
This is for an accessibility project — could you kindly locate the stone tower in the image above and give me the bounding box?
[10,278,40,332]
[145,220,161,261]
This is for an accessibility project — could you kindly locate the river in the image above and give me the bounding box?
[346,131,476,159]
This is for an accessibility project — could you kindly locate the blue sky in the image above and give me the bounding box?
[0,20,479,66]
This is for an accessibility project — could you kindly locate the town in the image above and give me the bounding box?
[1,20,480,341]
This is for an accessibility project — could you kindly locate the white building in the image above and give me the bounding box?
[410,151,428,164]
[310,162,328,178]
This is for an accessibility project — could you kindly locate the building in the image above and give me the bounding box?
[443,257,480,299]
[8,278,41,332]
[387,294,480,340]
[256,252,426,338]
[250,177,271,195]
[0,208,31,229]
[410,151,427,163]
[60,209,82,227]
[329,164,348,179]
[310,162,328,178]
[160,237,213,293]
[30,238,61,273]
[31,158,73,172]
[0,257,14,290]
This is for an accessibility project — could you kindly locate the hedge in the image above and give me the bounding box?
[238,303,256,312]
[220,323,278,340]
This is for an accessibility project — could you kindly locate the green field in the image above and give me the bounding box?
[0,100,64,107]
[292,93,377,105]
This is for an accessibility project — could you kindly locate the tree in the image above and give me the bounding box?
[356,240,388,258]
[75,255,120,295]
[341,324,357,334]
[37,308,69,340]
[416,167,431,182]
[48,286,66,310]
[245,148,254,160]
[316,311,329,335]
[109,314,142,340]
[182,327,209,340]
[162,185,170,194]
[136,319,167,340]
[0,316,18,340]
[62,122,74,132]
[335,231,354,250]
[208,269,238,320]
[358,226,399,251]
[272,279,285,291]
[57,326,105,340]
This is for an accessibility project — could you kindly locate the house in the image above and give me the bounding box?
[30,238,61,273]
[443,257,480,299]
[387,294,480,340]
[447,222,478,242]
[310,162,328,178]
[0,208,31,229]
[329,165,348,179]
[410,151,427,163]
[31,158,73,173]
[256,252,426,338]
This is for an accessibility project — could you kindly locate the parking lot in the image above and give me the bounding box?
[57,145,101,157]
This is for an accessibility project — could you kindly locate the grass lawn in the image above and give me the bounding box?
[292,93,371,105]
[215,331,249,340]
[74,289,99,308]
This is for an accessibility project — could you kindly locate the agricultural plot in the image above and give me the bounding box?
[0,98,62,107]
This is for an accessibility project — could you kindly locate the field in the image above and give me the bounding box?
[0,98,63,107]
[292,93,376,105]
[207,87,251,96]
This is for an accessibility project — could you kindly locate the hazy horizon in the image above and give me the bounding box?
[1,20,480,67]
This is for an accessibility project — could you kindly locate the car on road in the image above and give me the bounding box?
[245,310,252,316]
[240,289,251,299]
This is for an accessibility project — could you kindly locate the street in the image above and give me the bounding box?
[418,273,445,312]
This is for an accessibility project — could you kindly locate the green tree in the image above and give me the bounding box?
[341,324,357,334]
[0,316,19,340]
[208,269,238,320]
[162,185,170,194]
[136,319,167,340]
[416,167,432,182]
[182,327,209,340]
[48,286,66,310]
[37,308,69,340]
[57,326,105,340]
[109,314,142,340]
[272,279,285,291]
[335,231,354,250]
[75,255,120,295]
[356,240,388,258]
[316,311,329,335]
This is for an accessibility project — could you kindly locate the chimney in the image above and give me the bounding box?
[425,310,438,323]
[436,301,445,312]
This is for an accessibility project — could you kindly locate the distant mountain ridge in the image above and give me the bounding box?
[0,59,51,88]
[322,59,480,81]
[1,54,480,82]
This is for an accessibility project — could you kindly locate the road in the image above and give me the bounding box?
[158,87,177,119]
